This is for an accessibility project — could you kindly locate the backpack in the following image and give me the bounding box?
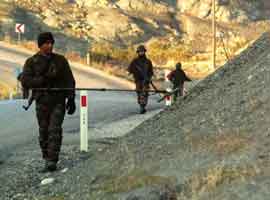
[167,71,175,82]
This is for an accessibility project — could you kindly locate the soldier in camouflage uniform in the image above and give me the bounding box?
[20,32,76,172]
[128,45,154,114]
[167,62,191,101]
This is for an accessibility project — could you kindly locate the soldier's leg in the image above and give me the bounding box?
[173,85,178,102]
[139,93,146,114]
[137,84,149,114]
[136,81,144,106]
[135,82,147,113]
[36,103,50,160]
[47,103,65,164]
[179,84,184,96]
[142,84,150,107]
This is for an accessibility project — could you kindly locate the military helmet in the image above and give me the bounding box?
[176,62,182,69]
[37,32,55,48]
[136,45,147,53]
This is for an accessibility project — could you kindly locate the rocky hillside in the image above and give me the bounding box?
[1,0,270,77]
[2,31,270,200]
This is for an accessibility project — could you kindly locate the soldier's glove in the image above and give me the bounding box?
[66,97,76,115]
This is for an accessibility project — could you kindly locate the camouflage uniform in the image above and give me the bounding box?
[128,50,153,112]
[20,52,75,164]
[167,63,191,101]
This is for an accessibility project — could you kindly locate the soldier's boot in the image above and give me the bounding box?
[47,161,57,172]
[47,129,62,171]
[39,129,49,160]
[140,105,146,114]
[41,150,48,161]
[173,95,177,103]
[39,160,57,173]
[39,161,50,173]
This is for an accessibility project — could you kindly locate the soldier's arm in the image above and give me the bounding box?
[128,60,135,75]
[148,60,154,78]
[20,58,44,88]
[63,57,76,99]
[184,71,192,82]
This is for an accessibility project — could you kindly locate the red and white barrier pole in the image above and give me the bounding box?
[80,90,88,152]
[165,88,172,106]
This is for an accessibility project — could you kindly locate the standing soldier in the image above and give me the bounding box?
[167,62,191,101]
[19,32,76,172]
[128,45,154,114]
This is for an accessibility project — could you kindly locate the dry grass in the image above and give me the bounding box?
[185,132,253,156]
[20,41,38,52]
[100,169,176,194]
[0,1,12,15]
[90,42,136,64]
[0,82,10,100]
[147,39,194,66]
[46,197,65,200]
[180,163,259,199]
[0,81,22,100]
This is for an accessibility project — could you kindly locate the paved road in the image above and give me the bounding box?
[0,43,163,162]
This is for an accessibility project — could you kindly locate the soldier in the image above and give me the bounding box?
[20,32,76,172]
[167,62,191,101]
[128,45,154,114]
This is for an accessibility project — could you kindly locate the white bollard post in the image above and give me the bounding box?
[164,69,171,83]
[9,91,13,100]
[86,52,90,65]
[80,90,88,152]
[164,69,172,106]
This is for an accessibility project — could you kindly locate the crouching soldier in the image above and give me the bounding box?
[128,45,154,114]
[167,62,191,101]
[20,32,76,172]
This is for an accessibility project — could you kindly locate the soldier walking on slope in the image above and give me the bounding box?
[19,32,76,172]
[128,45,154,114]
[167,62,192,102]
